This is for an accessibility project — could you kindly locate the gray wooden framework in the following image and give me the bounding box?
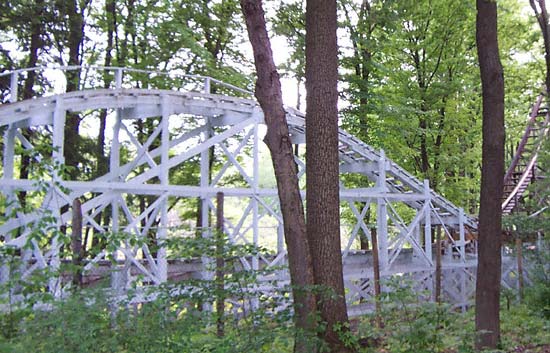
[0,66,479,314]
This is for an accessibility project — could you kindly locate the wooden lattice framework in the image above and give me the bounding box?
[0,66,481,314]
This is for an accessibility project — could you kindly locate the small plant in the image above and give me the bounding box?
[355,276,472,353]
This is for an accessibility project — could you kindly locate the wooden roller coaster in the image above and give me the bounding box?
[503,93,550,214]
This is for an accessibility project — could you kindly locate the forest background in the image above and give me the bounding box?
[0,0,543,208]
[0,0,549,352]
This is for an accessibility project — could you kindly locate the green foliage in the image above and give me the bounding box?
[337,0,484,213]
[503,213,550,237]
[352,278,549,353]
[523,239,550,320]
[2,237,550,353]
[0,287,296,353]
[375,278,458,353]
[272,0,305,82]
[500,303,550,349]
[2,0,550,351]
[0,229,297,353]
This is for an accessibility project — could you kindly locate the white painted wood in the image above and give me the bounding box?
[376,150,389,271]
[52,98,66,174]
[10,72,18,103]
[424,180,433,264]
[0,66,478,311]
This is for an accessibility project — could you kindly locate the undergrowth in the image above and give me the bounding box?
[0,280,548,353]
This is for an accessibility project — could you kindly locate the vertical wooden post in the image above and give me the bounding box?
[215,192,225,337]
[435,226,442,303]
[158,97,170,282]
[515,237,524,302]
[459,208,466,260]
[71,199,83,287]
[10,72,18,103]
[371,228,382,328]
[376,150,388,271]
[423,180,432,264]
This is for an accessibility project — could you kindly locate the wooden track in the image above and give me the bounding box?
[503,94,550,214]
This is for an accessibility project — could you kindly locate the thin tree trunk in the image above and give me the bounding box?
[371,228,382,329]
[62,0,87,180]
[18,0,45,208]
[435,226,442,304]
[475,0,505,350]
[360,205,370,251]
[96,0,116,178]
[195,198,204,312]
[305,0,352,351]
[215,192,225,337]
[359,233,370,251]
[71,199,83,287]
[239,1,318,352]
[516,237,524,301]
[419,113,431,178]
[89,0,116,254]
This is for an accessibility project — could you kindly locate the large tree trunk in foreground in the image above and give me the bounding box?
[475,0,504,350]
[305,0,352,352]
[240,1,318,352]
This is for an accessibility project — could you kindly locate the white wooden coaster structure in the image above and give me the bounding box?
[0,66,478,313]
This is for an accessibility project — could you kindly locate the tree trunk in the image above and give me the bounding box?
[516,237,524,301]
[89,0,116,251]
[239,1,318,352]
[475,0,504,350]
[215,192,225,338]
[71,199,83,287]
[62,0,87,180]
[360,205,370,251]
[18,0,45,208]
[435,226,442,303]
[96,0,116,178]
[305,0,352,351]
[371,228,382,329]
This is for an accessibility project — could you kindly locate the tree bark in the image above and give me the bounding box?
[371,228,382,329]
[96,0,116,179]
[305,0,352,351]
[71,198,83,287]
[435,226,442,303]
[360,205,370,250]
[239,1,318,352]
[61,0,88,180]
[18,0,45,208]
[516,237,524,301]
[215,192,225,338]
[475,0,504,350]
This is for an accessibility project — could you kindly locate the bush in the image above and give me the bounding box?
[524,238,550,319]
